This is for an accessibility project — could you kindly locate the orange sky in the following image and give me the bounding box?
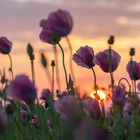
[0,0,140,94]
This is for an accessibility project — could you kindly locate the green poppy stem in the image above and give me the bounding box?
[52,66,54,99]
[108,46,114,91]
[91,67,97,94]
[31,60,35,85]
[110,72,114,89]
[57,43,68,87]
[134,80,136,94]
[65,36,76,84]
[118,77,131,95]
[53,45,61,92]
[8,54,14,80]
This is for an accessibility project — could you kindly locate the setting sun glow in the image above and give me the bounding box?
[90,90,106,101]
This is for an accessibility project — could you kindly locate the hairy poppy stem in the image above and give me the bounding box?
[108,46,114,90]
[134,80,136,94]
[110,72,114,89]
[53,45,61,92]
[65,36,76,84]
[52,66,54,99]
[8,54,14,80]
[91,67,97,94]
[118,77,131,95]
[31,60,35,85]
[130,57,136,94]
[57,43,68,88]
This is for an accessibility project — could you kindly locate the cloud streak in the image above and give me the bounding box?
[0,0,140,39]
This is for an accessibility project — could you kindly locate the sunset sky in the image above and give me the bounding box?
[0,0,140,94]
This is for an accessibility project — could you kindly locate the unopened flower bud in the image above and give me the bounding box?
[108,35,114,45]
[27,43,34,60]
[129,48,135,56]
[41,52,47,68]
[51,60,55,67]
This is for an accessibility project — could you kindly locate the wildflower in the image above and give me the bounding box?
[82,98,101,118]
[75,118,110,140]
[7,75,37,104]
[136,92,140,103]
[137,82,140,91]
[31,116,39,128]
[47,120,53,131]
[21,110,28,120]
[40,89,51,101]
[126,60,140,80]
[54,95,83,124]
[122,100,132,117]
[0,36,12,54]
[40,9,73,37]
[39,29,61,45]
[73,45,95,69]
[95,49,121,72]
[112,86,126,105]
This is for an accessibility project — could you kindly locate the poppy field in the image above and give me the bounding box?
[0,9,140,140]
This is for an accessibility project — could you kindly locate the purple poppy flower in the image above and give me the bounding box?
[73,45,95,69]
[7,75,37,104]
[54,95,83,124]
[94,49,121,73]
[39,29,61,45]
[112,86,126,105]
[82,98,101,118]
[47,120,53,131]
[40,9,73,37]
[126,61,140,80]
[40,19,49,29]
[138,104,140,113]
[135,92,140,103]
[137,82,140,91]
[122,99,132,117]
[0,36,12,54]
[75,118,110,140]
[21,110,28,120]
[40,89,51,101]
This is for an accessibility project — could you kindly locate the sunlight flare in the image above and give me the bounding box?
[90,90,106,101]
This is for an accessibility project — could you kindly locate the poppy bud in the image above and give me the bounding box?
[51,60,55,67]
[108,35,114,45]
[129,48,135,56]
[41,52,47,68]
[27,43,34,60]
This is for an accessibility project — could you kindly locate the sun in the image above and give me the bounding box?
[90,90,106,101]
